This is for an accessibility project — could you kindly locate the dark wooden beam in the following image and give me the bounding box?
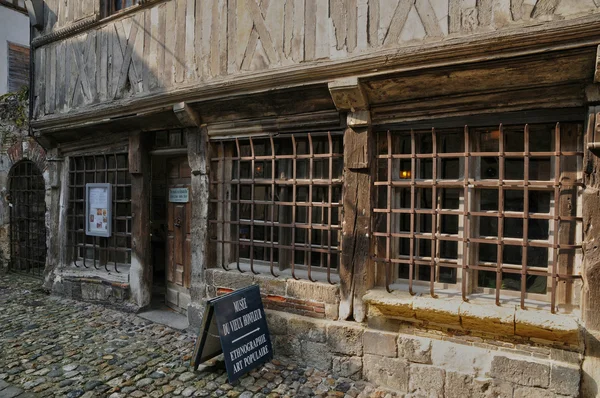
[129,131,152,308]
[340,111,373,322]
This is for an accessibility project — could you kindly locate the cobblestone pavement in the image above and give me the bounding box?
[0,274,395,398]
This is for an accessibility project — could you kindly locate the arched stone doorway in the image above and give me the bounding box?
[8,160,47,277]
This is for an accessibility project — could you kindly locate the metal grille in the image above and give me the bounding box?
[9,160,46,278]
[374,122,583,312]
[209,132,343,282]
[67,154,132,271]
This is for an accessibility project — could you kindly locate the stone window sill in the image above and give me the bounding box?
[363,288,581,346]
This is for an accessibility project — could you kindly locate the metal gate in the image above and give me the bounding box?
[9,160,46,277]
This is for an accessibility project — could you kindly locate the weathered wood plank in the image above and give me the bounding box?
[218,0,228,76]
[56,41,65,111]
[347,0,358,52]
[304,0,317,61]
[291,0,304,62]
[142,8,152,93]
[99,27,108,102]
[195,0,204,77]
[368,0,379,47]
[415,0,443,38]
[164,0,177,87]
[383,0,412,46]
[34,47,45,118]
[86,30,97,102]
[341,124,373,321]
[185,0,197,81]
[45,43,55,115]
[157,3,167,87]
[314,0,329,59]
[175,0,187,84]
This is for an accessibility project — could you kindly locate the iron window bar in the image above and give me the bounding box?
[8,160,46,278]
[209,132,343,284]
[374,123,584,313]
[67,153,132,272]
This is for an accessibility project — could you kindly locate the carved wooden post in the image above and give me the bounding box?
[174,102,209,327]
[129,131,152,308]
[582,105,600,396]
[329,78,374,322]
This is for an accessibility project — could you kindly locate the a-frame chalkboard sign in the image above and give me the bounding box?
[191,285,273,383]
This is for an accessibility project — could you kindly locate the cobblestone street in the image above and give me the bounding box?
[0,274,393,398]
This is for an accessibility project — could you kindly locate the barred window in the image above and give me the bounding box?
[374,122,583,311]
[67,153,132,270]
[209,133,343,281]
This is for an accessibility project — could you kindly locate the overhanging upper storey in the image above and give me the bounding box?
[30,0,600,135]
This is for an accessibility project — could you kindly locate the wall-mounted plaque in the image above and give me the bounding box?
[85,183,112,238]
[169,187,189,203]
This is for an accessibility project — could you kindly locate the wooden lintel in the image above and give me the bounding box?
[328,77,369,112]
[173,102,202,127]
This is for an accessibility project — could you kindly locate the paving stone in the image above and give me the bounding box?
[0,274,379,398]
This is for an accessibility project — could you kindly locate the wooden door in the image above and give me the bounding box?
[166,158,192,288]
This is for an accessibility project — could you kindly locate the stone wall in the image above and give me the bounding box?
[205,268,582,397]
[265,310,582,398]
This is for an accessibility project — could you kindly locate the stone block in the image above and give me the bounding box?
[289,317,326,343]
[363,290,415,320]
[363,330,397,357]
[332,356,363,380]
[286,279,339,303]
[413,296,462,328]
[459,301,515,336]
[325,303,338,320]
[265,310,288,335]
[326,323,363,356]
[272,335,301,359]
[302,341,332,371]
[549,348,582,365]
[445,371,473,398]
[430,339,493,374]
[472,378,514,398]
[513,386,555,398]
[363,354,409,392]
[550,364,580,396]
[490,356,550,388]
[211,269,254,289]
[398,335,432,364]
[409,364,445,398]
[81,282,107,301]
[515,308,580,345]
[254,275,286,296]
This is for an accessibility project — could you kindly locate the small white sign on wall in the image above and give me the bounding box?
[85,183,112,237]
[169,187,189,203]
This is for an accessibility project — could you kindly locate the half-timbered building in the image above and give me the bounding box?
[21,0,600,395]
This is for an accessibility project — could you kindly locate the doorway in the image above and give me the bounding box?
[8,160,47,277]
[151,155,192,313]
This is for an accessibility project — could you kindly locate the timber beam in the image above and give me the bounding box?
[330,78,374,323]
[173,102,203,128]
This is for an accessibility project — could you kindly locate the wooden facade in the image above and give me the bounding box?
[29,1,600,394]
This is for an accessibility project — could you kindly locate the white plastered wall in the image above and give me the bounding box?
[0,5,30,95]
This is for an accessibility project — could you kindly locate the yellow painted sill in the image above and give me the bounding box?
[363,288,581,346]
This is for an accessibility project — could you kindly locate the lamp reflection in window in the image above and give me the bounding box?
[400,170,411,179]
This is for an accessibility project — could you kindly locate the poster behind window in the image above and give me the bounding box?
[86,184,112,237]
